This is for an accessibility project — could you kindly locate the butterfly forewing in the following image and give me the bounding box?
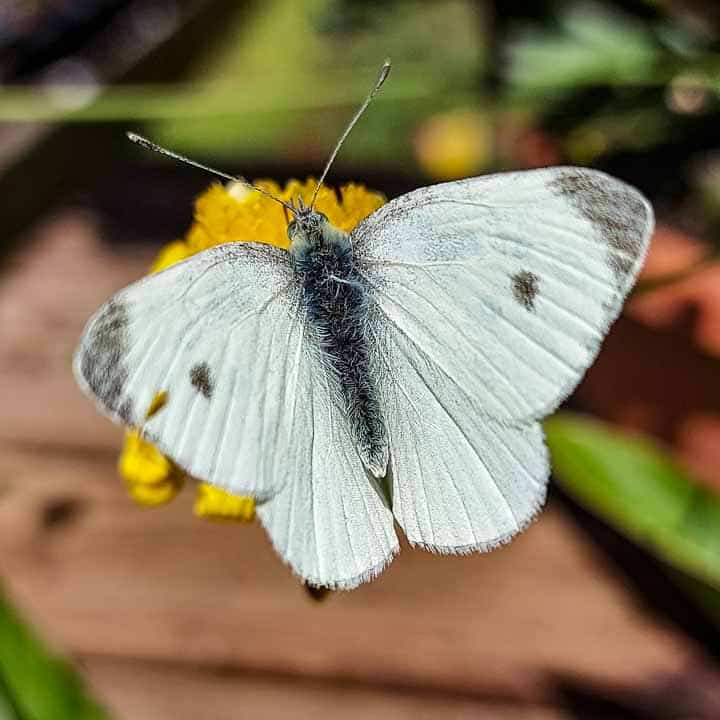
[354,167,654,424]
[74,242,304,500]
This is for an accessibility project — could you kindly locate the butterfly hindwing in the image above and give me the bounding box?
[257,342,398,589]
[368,314,549,551]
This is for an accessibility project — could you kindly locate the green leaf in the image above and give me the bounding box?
[507,3,660,95]
[545,413,720,589]
[0,589,107,720]
[0,673,21,720]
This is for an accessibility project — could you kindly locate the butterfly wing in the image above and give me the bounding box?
[368,316,550,552]
[354,167,654,550]
[355,167,654,424]
[257,343,398,589]
[76,241,399,584]
[74,242,305,500]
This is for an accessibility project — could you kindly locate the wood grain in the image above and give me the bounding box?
[81,657,570,720]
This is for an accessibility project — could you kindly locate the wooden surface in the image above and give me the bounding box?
[1,210,719,718]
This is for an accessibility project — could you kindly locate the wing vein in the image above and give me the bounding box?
[381,325,520,532]
[365,272,531,416]
[370,326,435,543]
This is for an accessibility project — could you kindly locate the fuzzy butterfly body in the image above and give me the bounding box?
[75,164,654,589]
[290,216,388,479]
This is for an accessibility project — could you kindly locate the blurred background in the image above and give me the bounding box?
[1,0,720,718]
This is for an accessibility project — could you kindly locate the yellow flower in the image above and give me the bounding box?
[119,430,183,506]
[194,484,256,522]
[119,177,385,521]
[413,110,492,180]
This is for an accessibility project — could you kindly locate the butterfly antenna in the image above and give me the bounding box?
[126,132,297,214]
[309,59,391,210]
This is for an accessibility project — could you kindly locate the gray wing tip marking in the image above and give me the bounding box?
[117,396,135,424]
[549,167,654,284]
[77,298,134,419]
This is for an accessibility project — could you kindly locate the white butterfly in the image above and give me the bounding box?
[74,62,654,589]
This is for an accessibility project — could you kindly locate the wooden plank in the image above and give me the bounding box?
[81,656,569,720]
[0,212,153,449]
[0,442,703,703]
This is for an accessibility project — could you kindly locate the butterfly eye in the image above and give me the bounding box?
[287,220,297,236]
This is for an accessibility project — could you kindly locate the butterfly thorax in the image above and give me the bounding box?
[289,212,388,479]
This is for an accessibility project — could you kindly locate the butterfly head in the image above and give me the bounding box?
[287,199,349,260]
[287,198,327,239]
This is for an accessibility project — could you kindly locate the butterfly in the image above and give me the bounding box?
[74,62,654,589]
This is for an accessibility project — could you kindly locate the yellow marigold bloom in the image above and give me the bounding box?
[118,177,386,521]
[150,239,194,272]
[194,484,256,522]
[119,431,183,506]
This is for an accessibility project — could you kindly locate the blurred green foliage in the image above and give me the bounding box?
[507,3,662,94]
[0,590,106,720]
[547,413,720,591]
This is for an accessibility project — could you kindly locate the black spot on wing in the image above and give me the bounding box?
[512,270,539,311]
[550,169,649,284]
[190,362,213,399]
[80,299,134,422]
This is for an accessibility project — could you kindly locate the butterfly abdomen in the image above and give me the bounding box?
[294,243,388,477]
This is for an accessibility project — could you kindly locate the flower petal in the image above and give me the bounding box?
[194,484,256,522]
[118,431,184,506]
